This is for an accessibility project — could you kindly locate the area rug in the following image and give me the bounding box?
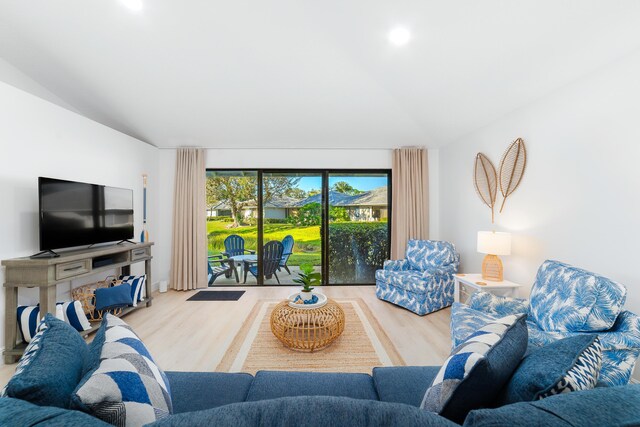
[216,298,405,374]
[187,290,245,301]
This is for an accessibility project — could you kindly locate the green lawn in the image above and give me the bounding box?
[207,220,321,266]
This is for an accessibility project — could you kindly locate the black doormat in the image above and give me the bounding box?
[187,290,245,301]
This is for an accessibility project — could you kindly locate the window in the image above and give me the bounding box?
[206,169,390,285]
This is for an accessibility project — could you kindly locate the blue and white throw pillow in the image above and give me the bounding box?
[18,302,91,343]
[17,305,40,343]
[119,275,146,306]
[56,301,92,332]
[537,337,602,398]
[421,314,528,424]
[71,314,172,425]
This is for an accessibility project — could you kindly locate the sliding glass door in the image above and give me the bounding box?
[261,172,322,285]
[206,169,390,286]
[327,173,390,284]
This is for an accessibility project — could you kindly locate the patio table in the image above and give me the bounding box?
[229,254,257,282]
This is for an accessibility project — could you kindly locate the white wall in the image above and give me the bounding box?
[155,148,440,284]
[0,81,158,357]
[439,49,640,376]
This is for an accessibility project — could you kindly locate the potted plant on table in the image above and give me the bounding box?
[293,263,322,302]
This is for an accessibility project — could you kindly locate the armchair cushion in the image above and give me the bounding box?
[529,260,627,333]
[468,291,529,318]
[406,240,459,271]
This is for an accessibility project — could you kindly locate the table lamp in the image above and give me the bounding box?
[477,231,512,281]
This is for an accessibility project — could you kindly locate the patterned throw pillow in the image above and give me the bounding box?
[2,314,89,408]
[421,314,528,424]
[119,275,146,307]
[71,314,172,425]
[499,334,603,404]
[537,337,602,398]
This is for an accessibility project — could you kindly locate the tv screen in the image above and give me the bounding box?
[39,177,134,250]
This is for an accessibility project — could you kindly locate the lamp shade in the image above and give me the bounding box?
[477,231,512,255]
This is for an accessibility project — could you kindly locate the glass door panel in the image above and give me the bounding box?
[327,173,390,284]
[206,170,258,285]
[261,172,323,285]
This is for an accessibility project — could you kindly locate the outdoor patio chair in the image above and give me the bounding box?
[278,235,294,274]
[207,255,237,285]
[223,234,255,258]
[244,240,284,284]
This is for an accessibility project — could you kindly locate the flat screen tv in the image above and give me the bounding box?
[39,177,134,251]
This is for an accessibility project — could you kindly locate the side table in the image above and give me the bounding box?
[454,273,523,304]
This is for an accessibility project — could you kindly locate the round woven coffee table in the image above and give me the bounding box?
[270,299,345,352]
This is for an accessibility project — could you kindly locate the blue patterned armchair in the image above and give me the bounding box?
[450,260,640,386]
[375,240,460,316]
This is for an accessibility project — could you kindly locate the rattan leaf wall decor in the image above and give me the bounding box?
[473,153,498,223]
[498,138,527,213]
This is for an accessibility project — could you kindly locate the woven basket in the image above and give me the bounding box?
[71,276,124,322]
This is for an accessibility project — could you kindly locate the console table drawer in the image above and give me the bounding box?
[131,247,150,261]
[56,260,91,280]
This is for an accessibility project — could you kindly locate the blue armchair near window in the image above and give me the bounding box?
[375,240,460,316]
[450,260,640,387]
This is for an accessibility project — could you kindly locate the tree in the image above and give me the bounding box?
[331,181,363,195]
[307,188,321,197]
[206,176,256,227]
[284,187,307,199]
[263,177,302,204]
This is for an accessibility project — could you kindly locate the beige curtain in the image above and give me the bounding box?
[391,147,429,259]
[170,148,207,291]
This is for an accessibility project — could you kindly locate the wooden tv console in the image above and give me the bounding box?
[2,242,153,363]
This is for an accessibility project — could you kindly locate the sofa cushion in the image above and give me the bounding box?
[0,397,112,427]
[2,314,88,409]
[421,314,528,424]
[406,240,458,271]
[529,260,626,333]
[464,384,640,427]
[500,335,603,405]
[373,366,440,407]
[166,371,254,413]
[245,370,378,402]
[71,314,172,425]
[151,396,458,427]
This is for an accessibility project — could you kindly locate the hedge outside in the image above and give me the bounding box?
[328,222,389,284]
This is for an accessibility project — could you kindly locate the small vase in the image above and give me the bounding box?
[300,289,313,301]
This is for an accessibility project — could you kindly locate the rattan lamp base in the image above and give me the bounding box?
[481,254,503,281]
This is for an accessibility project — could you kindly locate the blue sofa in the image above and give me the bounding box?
[2,366,640,426]
[376,240,460,315]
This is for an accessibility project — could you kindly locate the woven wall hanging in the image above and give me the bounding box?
[498,138,527,213]
[473,153,498,223]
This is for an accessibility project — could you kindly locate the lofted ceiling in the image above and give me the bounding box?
[1,1,640,149]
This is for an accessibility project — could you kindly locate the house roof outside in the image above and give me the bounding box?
[209,186,388,210]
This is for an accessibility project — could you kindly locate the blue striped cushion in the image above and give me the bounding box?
[18,302,91,343]
[17,306,40,344]
[56,301,91,333]
[119,275,146,306]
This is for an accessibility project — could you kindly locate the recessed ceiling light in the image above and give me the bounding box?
[121,0,143,12]
[388,27,411,46]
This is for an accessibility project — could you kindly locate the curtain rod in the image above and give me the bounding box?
[157,147,428,151]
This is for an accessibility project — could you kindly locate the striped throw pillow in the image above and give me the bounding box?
[119,275,146,307]
[18,301,91,343]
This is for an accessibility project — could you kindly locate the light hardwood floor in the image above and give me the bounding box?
[0,286,451,386]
